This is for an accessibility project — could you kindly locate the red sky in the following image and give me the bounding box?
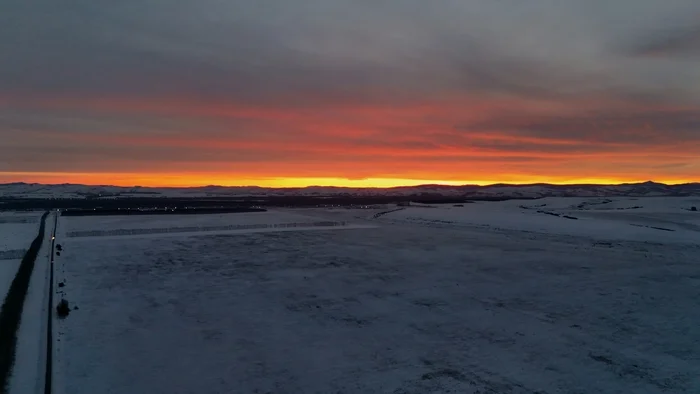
[1,1,699,187]
[3,94,698,187]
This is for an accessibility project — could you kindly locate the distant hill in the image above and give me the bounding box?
[0,181,699,200]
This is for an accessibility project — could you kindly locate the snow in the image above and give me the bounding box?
[60,210,375,241]
[7,213,53,394]
[381,197,700,244]
[60,210,346,235]
[52,200,700,393]
[0,212,42,308]
[64,224,377,243]
[0,260,20,304]
[0,212,42,256]
[2,181,699,199]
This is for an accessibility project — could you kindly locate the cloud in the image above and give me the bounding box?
[1,0,700,184]
[3,95,698,177]
[627,23,700,57]
[2,0,699,103]
[467,106,700,146]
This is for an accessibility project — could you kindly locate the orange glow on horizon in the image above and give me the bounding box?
[0,172,695,188]
[3,95,699,189]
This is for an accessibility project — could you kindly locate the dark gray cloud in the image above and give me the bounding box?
[467,107,700,145]
[1,0,700,181]
[2,0,699,103]
[627,23,700,57]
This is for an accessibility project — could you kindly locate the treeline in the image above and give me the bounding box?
[0,211,49,392]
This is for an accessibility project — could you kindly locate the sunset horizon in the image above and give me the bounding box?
[0,172,697,189]
[1,2,700,392]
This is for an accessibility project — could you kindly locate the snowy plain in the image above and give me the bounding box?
[7,213,53,394]
[0,259,21,305]
[0,211,42,302]
[52,197,700,394]
[382,197,700,244]
[0,212,42,257]
[60,210,325,234]
[60,210,374,241]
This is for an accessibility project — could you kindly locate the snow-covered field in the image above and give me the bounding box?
[60,210,324,234]
[0,259,21,304]
[0,212,42,257]
[382,197,700,245]
[7,213,53,394]
[53,198,700,393]
[0,211,42,300]
[60,210,372,240]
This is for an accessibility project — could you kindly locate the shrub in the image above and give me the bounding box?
[57,300,71,318]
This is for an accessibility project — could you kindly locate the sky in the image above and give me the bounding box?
[1,0,699,187]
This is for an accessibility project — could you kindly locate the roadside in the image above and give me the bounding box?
[0,212,50,394]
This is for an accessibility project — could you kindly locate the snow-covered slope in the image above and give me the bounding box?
[0,181,698,200]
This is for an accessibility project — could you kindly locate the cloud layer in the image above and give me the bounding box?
[1,0,699,185]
